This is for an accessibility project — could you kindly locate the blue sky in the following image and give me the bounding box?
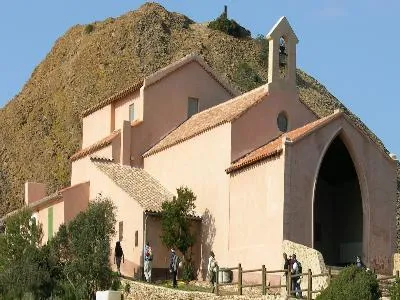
[0,0,399,156]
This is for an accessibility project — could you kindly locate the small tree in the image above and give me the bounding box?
[58,197,117,299]
[0,208,51,299]
[208,12,251,39]
[160,187,197,281]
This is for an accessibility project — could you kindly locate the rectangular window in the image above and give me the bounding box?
[48,207,53,240]
[135,230,138,247]
[129,103,135,121]
[119,221,123,241]
[187,97,199,119]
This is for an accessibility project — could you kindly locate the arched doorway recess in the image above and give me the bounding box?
[313,136,363,266]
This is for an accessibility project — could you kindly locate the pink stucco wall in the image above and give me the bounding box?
[87,163,144,278]
[71,137,120,185]
[228,155,285,273]
[25,182,47,205]
[144,124,232,274]
[131,61,233,167]
[113,90,141,130]
[36,199,64,244]
[82,105,112,148]
[231,91,317,162]
[63,182,90,223]
[285,116,397,274]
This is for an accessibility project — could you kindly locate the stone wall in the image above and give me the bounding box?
[282,240,329,298]
[122,280,285,300]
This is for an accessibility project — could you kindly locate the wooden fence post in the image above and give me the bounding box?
[215,265,219,295]
[307,269,312,300]
[238,263,243,295]
[328,267,332,285]
[262,264,266,295]
[288,269,292,297]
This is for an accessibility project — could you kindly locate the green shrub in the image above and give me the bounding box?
[110,272,121,290]
[208,13,250,39]
[84,24,94,34]
[182,260,196,282]
[316,265,380,300]
[390,278,400,299]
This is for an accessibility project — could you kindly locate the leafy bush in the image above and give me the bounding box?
[316,265,380,300]
[208,13,250,39]
[84,24,94,34]
[0,208,52,299]
[0,197,117,299]
[390,278,400,299]
[182,260,196,282]
[55,197,116,299]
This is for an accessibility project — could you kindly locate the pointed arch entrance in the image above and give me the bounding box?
[313,136,363,266]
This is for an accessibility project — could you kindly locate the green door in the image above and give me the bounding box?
[48,207,53,239]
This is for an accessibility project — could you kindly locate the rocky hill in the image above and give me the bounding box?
[0,2,398,230]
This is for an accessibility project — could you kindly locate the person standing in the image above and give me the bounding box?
[169,248,180,288]
[114,241,124,275]
[144,242,153,283]
[291,254,302,298]
[283,253,290,292]
[207,251,218,293]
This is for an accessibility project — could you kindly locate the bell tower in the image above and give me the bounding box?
[266,17,299,92]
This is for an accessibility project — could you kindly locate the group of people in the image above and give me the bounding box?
[283,252,303,298]
[112,240,182,287]
[113,241,154,282]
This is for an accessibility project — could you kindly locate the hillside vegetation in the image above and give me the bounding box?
[0,3,398,230]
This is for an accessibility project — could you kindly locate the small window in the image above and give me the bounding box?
[135,230,138,247]
[277,112,288,132]
[118,221,123,241]
[129,103,135,121]
[187,97,199,119]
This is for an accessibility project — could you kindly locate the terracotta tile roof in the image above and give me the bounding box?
[91,158,174,213]
[82,81,143,117]
[226,112,342,173]
[144,86,269,157]
[70,130,120,162]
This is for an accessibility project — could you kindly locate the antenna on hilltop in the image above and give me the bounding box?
[223,5,228,18]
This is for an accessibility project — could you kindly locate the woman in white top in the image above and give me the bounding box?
[207,251,218,292]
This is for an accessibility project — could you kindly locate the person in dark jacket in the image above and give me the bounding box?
[114,241,124,275]
[169,249,180,288]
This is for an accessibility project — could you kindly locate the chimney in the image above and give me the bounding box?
[120,120,132,166]
[24,182,47,205]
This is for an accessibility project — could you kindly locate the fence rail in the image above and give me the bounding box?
[214,264,397,299]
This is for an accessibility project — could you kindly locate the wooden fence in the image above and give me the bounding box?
[214,264,399,299]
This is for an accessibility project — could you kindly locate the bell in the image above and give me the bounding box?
[279,44,287,67]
